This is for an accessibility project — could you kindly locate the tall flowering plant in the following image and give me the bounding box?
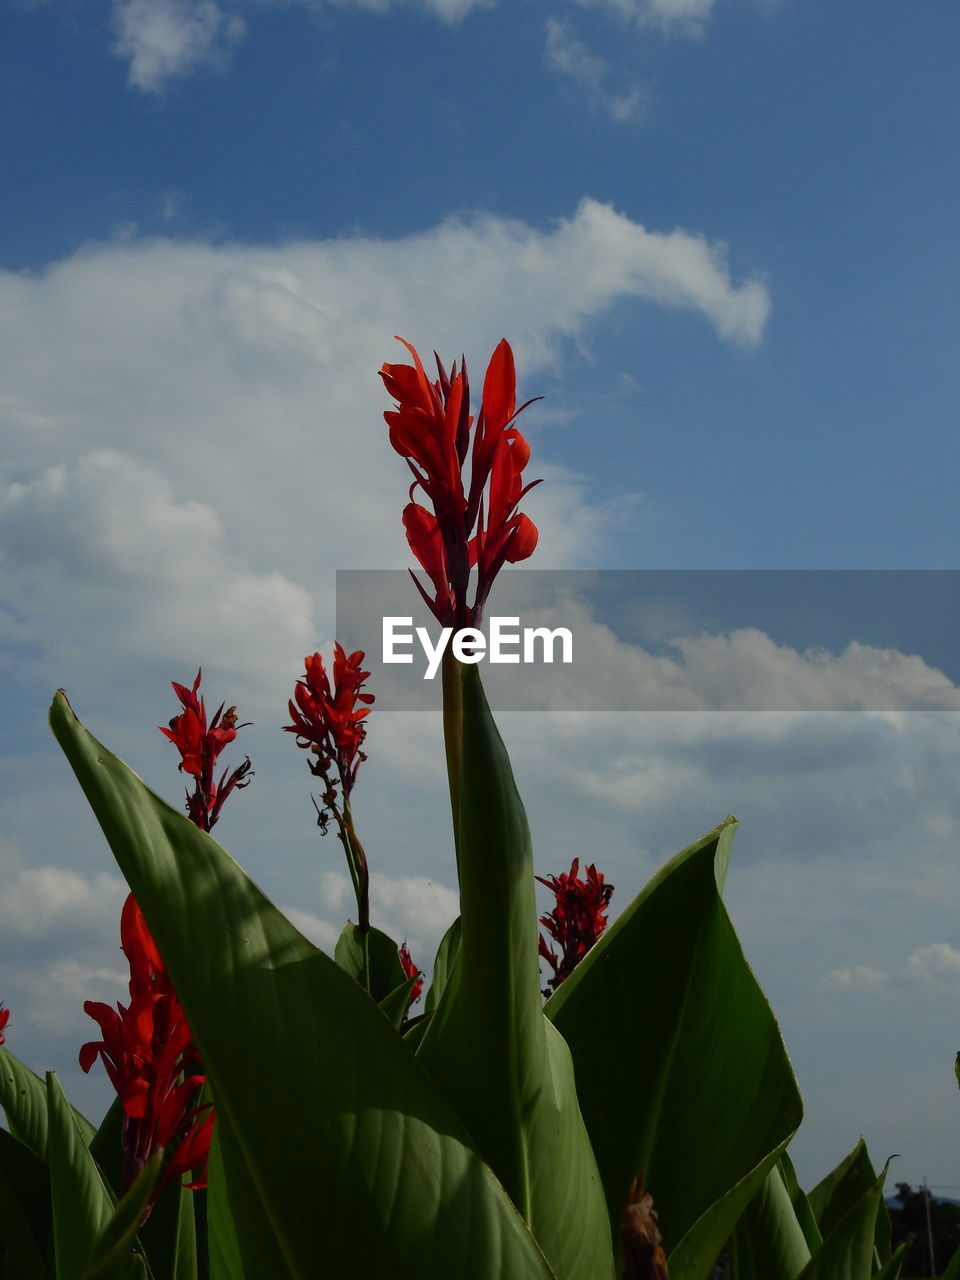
[0,338,898,1280]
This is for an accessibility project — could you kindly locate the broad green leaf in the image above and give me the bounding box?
[875,1239,909,1280]
[89,1096,197,1280]
[334,922,405,1000]
[84,1154,160,1279]
[730,1163,812,1280]
[545,818,803,1279]
[0,1046,96,1158]
[424,916,461,1015]
[89,1097,124,1194]
[45,1072,129,1280]
[378,977,417,1030]
[50,690,557,1280]
[417,665,615,1280]
[205,1122,245,1280]
[796,1169,886,1280]
[778,1150,823,1253]
[0,1125,51,1267]
[0,1160,46,1280]
[807,1139,891,1266]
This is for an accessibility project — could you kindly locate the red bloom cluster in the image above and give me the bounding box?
[380,337,540,627]
[537,859,614,996]
[398,942,423,1008]
[159,670,252,831]
[284,645,374,822]
[80,895,213,1200]
[0,1003,9,1046]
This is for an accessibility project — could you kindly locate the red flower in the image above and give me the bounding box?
[80,895,212,1203]
[398,942,423,1008]
[159,670,252,831]
[284,645,374,810]
[380,337,541,626]
[0,1003,9,1045]
[537,859,614,996]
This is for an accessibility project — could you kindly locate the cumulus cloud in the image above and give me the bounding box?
[0,201,767,704]
[544,18,643,122]
[112,0,246,92]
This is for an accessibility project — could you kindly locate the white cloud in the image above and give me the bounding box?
[574,0,716,37]
[902,943,960,985]
[824,965,888,991]
[0,866,126,941]
[0,202,767,704]
[544,18,643,122]
[112,0,246,92]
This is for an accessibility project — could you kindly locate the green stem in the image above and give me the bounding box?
[441,647,463,877]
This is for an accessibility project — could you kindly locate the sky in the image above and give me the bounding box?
[2,0,960,1212]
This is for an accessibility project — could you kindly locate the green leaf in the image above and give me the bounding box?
[807,1139,891,1267]
[45,1072,126,1280]
[50,690,557,1280]
[84,1154,160,1279]
[0,1125,51,1267]
[334,922,405,1001]
[205,1122,245,1280]
[939,1240,960,1280]
[545,818,803,1280]
[378,977,417,1031]
[88,1094,197,1280]
[417,665,615,1280]
[0,1156,46,1280]
[778,1150,823,1254]
[796,1169,887,1280]
[730,1164,813,1280]
[424,917,461,1015]
[0,1046,96,1159]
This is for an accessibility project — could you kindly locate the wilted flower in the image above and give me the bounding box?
[0,1003,9,1046]
[159,670,252,831]
[537,858,614,996]
[80,895,213,1202]
[380,337,540,627]
[621,1174,670,1280]
[399,942,424,1008]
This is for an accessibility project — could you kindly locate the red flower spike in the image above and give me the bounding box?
[159,670,252,831]
[0,1003,9,1045]
[284,645,374,823]
[398,942,424,1008]
[380,337,541,627]
[80,894,213,1209]
[537,859,614,997]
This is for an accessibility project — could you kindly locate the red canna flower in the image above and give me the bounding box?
[537,859,614,997]
[80,894,213,1203]
[0,1003,9,1045]
[380,337,541,627]
[159,670,252,831]
[284,645,374,813]
[398,942,424,1008]
[285,646,375,931]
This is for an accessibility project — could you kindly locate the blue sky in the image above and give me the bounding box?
[3,0,960,1210]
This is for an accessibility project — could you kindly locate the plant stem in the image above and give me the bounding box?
[441,647,463,877]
